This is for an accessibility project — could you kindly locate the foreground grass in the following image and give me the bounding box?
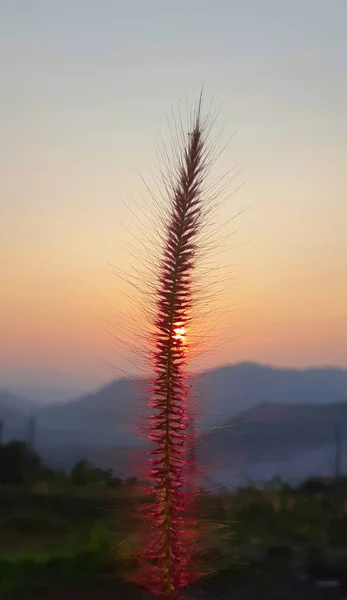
[1,482,347,593]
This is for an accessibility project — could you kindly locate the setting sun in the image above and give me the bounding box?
[173,326,186,343]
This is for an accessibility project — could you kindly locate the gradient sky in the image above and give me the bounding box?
[1,1,347,399]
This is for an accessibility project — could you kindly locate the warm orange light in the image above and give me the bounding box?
[173,326,186,342]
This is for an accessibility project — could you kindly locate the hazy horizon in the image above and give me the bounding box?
[2,1,347,396]
[3,360,347,406]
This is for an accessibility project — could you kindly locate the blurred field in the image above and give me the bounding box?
[1,477,347,597]
[1,443,347,597]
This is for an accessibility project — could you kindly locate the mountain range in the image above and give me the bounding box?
[1,362,347,485]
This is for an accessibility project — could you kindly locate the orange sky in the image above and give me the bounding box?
[1,1,347,396]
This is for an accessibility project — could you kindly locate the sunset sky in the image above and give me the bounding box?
[1,1,347,400]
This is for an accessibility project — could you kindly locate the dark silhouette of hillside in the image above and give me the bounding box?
[0,391,36,440]
[205,400,347,461]
[35,362,347,436]
[1,363,347,481]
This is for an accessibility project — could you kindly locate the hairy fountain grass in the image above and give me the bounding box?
[143,105,206,598]
[110,94,243,598]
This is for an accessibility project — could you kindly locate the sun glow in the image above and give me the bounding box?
[173,326,186,343]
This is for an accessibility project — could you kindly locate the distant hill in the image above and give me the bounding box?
[7,384,87,405]
[0,390,36,442]
[198,362,347,421]
[0,399,25,430]
[90,401,347,486]
[34,362,347,444]
[204,400,347,461]
[36,378,143,446]
[0,390,36,415]
[2,363,347,482]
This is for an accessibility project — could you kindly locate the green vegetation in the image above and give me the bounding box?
[1,442,347,594]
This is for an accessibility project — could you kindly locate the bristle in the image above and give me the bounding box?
[110,96,242,597]
[140,105,208,597]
